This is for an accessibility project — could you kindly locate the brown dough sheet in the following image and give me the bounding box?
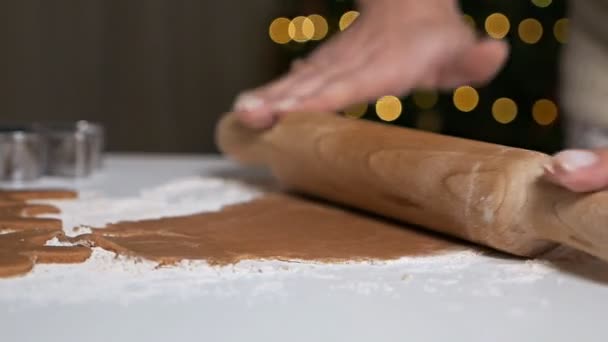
[0,189,90,278]
[85,193,466,266]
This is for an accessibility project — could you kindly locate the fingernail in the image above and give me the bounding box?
[234,94,263,112]
[553,150,599,172]
[275,98,297,111]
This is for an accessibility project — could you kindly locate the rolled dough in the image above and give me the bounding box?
[0,189,468,278]
[82,193,466,265]
[0,190,90,278]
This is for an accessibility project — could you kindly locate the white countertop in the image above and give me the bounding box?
[1,153,608,342]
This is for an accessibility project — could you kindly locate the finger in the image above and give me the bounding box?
[437,38,510,89]
[233,60,320,112]
[233,39,351,128]
[543,149,608,192]
[258,23,373,106]
[236,30,377,128]
[235,24,364,109]
[276,34,451,114]
[270,37,381,112]
[234,58,335,128]
[289,27,477,113]
[233,59,325,128]
[289,58,306,73]
[276,57,417,114]
[234,109,278,130]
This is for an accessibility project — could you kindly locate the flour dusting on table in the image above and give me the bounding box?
[0,177,583,306]
[37,177,263,236]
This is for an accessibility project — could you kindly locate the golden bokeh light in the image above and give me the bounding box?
[532,99,558,125]
[375,96,402,122]
[492,98,518,124]
[463,14,475,29]
[308,14,328,41]
[269,17,291,44]
[344,103,368,118]
[453,86,479,112]
[416,111,443,132]
[518,18,543,44]
[554,18,569,44]
[485,13,510,39]
[413,91,438,110]
[532,0,552,8]
[339,11,360,31]
[288,16,315,43]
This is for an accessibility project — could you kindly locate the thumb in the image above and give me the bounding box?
[438,38,510,89]
[544,149,608,192]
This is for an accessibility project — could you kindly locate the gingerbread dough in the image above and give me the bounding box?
[83,193,465,265]
[0,189,466,278]
[0,190,91,278]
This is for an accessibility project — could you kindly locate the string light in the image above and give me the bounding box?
[308,14,328,41]
[375,96,402,122]
[268,17,291,44]
[554,18,569,44]
[288,16,315,43]
[416,111,443,132]
[485,13,510,39]
[463,14,475,29]
[531,0,552,8]
[271,9,560,146]
[413,91,438,110]
[492,98,518,124]
[339,11,360,31]
[453,86,479,112]
[532,99,558,125]
[344,103,368,118]
[518,18,543,44]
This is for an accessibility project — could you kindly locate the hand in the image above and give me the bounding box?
[544,149,608,192]
[233,0,509,129]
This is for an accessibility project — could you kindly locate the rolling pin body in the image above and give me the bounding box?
[217,112,608,261]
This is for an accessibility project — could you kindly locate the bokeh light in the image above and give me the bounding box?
[339,11,360,31]
[413,91,438,110]
[492,98,518,124]
[532,99,558,125]
[453,86,479,112]
[485,13,510,39]
[531,0,552,8]
[308,14,328,41]
[269,17,291,44]
[375,96,402,122]
[416,111,443,132]
[518,18,543,44]
[344,103,368,118]
[463,14,475,29]
[554,18,569,44]
[288,16,315,43]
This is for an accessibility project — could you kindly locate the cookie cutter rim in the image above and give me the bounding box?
[0,126,46,182]
[32,120,105,178]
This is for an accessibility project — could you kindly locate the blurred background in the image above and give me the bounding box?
[0,0,567,154]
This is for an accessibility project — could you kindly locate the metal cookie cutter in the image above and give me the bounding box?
[34,121,105,178]
[0,126,46,182]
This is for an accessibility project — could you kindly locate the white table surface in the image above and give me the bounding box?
[1,153,608,342]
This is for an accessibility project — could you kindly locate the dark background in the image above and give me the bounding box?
[0,0,567,153]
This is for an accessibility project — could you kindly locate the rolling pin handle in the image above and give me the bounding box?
[551,192,608,261]
[215,112,269,165]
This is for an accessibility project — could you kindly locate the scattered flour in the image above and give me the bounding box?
[34,177,263,236]
[0,177,590,306]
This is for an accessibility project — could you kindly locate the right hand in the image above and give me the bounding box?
[233,0,509,129]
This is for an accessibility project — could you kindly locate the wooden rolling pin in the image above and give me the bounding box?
[216,111,608,261]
